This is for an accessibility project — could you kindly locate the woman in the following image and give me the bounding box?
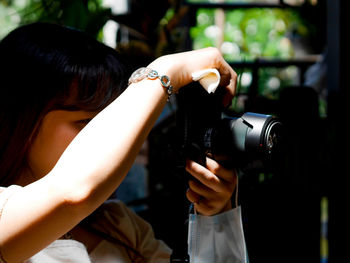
[0,23,241,262]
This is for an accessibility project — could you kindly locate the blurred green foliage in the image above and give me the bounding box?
[0,0,111,40]
[191,7,309,61]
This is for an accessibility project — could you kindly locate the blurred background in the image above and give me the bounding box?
[1,0,347,262]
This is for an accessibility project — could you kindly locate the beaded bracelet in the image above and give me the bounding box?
[128,67,174,101]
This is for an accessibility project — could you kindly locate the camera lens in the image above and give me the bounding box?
[202,112,283,170]
[263,118,283,154]
[239,112,282,155]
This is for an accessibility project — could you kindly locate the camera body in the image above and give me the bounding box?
[176,82,282,172]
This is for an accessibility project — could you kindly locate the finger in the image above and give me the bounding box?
[222,92,233,108]
[193,202,210,215]
[217,58,237,97]
[186,188,202,204]
[193,199,222,216]
[186,160,222,192]
[189,179,233,216]
[189,178,232,206]
[205,157,237,183]
[188,179,216,198]
[188,183,217,213]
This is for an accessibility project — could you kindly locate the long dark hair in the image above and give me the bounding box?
[0,22,130,186]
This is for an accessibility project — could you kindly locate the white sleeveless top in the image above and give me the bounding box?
[23,239,134,263]
[23,239,90,263]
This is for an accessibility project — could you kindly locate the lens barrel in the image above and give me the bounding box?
[204,112,283,170]
[240,112,282,154]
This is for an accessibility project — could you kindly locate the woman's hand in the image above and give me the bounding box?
[185,157,237,216]
[148,47,237,107]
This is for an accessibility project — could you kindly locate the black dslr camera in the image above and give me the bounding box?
[176,82,283,173]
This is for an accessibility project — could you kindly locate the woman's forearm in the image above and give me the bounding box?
[52,79,168,210]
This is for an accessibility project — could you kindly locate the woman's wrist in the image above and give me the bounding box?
[147,55,184,93]
[128,67,175,101]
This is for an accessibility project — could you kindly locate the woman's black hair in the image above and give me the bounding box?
[0,22,130,186]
